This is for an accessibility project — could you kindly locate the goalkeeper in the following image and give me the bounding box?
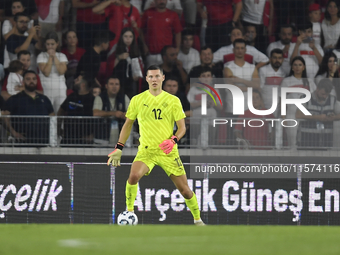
[107,65,204,226]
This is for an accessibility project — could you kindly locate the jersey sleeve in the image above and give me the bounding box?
[59,53,68,63]
[253,48,269,64]
[126,96,138,120]
[173,96,186,121]
[37,53,47,64]
[172,11,182,34]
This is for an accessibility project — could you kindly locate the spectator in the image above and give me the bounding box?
[0,0,38,20]
[141,0,182,67]
[111,27,144,98]
[92,0,141,49]
[188,46,224,81]
[223,38,260,115]
[291,22,324,79]
[2,0,32,68]
[37,31,68,113]
[91,84,102,97]
[61,30,86,90]
[159,45,187,93]
[281,56,317,149]
[196,0,242,52]
[35,0,64,41]
[163,76,190,117]
[76,31,111,86]
[6,12,42,71]
[315,52,339,86]
[57,78,95,144]
[7,60,24,96]
[242,0,274,53]
[177,29,200,74]
[309,3,322,47]
[2,70,54,144]
[321,0,340,50]
[213,27,269,69]
[259,49,286,115]
[266,24,296,76]
[234,89,275,148]
[144,0,182,16]
[72,0,107,49]
[296,78,340,148]
[93,76,130,144]
[1,50,44,101]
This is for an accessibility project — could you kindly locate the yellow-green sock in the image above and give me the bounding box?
[185,192,200,220]
[125,180,138,211]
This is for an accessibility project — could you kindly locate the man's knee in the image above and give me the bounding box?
[179,186,193,199]
[128,172,142,185]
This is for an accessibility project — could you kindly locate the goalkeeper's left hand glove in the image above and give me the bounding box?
[159,136,178,154]
[107,142,124,166]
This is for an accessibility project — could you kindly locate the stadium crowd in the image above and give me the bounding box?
[0,0,340,149]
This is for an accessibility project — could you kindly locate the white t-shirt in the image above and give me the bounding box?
[242,0,266,25]
[6,72,23,95]
[321,19,340,48]
[37,52,68,90]
[312,22,321,46]
[131,0,143,13]
[266,40,295,76]
[225,61,256,113]
[259,64,286,110]
[289,42,324,78]
[281,76,317,99]
[213,44,269,65]
[177,48,200,73]
[38,0,63,24]
[144,0,182,11]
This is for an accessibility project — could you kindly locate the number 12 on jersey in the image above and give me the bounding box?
[152,108,162,120]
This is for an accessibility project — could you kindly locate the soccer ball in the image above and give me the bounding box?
[117,211,138,225]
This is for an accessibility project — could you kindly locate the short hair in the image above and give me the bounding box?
[317,79,333,93]
[94,31,111,46]
[230,27,244,36]
[164,76,179,85]
[200,46,212,54]
[8,60,24,73]
[106,75,120,85]
[146,65,163,75]
[17,50,31,59]
[182,29,194,38]
[160,45,173,57]
[23,70,36,78]
[280,24,293,31]
[45,31,60,44]
[13,12,29,22]
[298,21,313,31]
[198,66,213,77]
[233,38,246,47]
[270,48,284,57]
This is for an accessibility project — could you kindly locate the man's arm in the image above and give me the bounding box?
[2,110,25,140]
[175,32,181,52]
[93,109,126,119]
[73,0,101,9]
[14,30,35,54]
[117,118,135,144]
[232,1,242,24]
[175,118,186,140]
[290,35,304,63]
[296,108,331,121]
[92,0,114,14]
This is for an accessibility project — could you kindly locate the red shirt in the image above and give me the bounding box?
[76,0,106,24]
[61,47,86,70]
[234,109,275,148]
[142,8,182,54]
[105,4,141,48]
[2,74,43,92]
[196,0,241,26]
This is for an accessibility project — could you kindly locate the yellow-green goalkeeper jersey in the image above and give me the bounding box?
[126,90,186,151]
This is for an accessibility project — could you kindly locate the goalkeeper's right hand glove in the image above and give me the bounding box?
[107,142,124,166]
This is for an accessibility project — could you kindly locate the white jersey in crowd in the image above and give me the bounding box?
[225,61,256,113]
[266,40,295,76]
[38,0,63,24]
[321,19,340,48]
[144,0,182,12]
[312,22,321,46]
[281,76,317,99]
[242,0,266,25]
[289,42,324,78]
[259,64,286,110]
[213,44,269,66]
[333,49,340,59]
[6,72,23,96]
[177,48,200,73]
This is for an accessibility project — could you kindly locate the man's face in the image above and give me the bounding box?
[316,88,330,103]
[200,48,213,65]
[155,0,167,9]
[233,42,246,58]
[230,29,243,43]
[280,27,293,45]
[163,80,178,95]
[182,35,194,50]
[102,42,110,51]
[299,28,313,39]
[164,47,178,66]
[252,92,262,109]
[146,69,165,90]
[198,71,213,85]
[18,54,31,70]
[66,31,78,47]
[270,53,283,69]
[106,78,120,96]
[16,16,30,34]
[23,73,37,92]
[245,26,257,43]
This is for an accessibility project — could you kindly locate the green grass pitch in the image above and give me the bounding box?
[1,225,340,255]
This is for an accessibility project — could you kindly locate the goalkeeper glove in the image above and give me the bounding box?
[107,142,124,166]
[159,136,178,154]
